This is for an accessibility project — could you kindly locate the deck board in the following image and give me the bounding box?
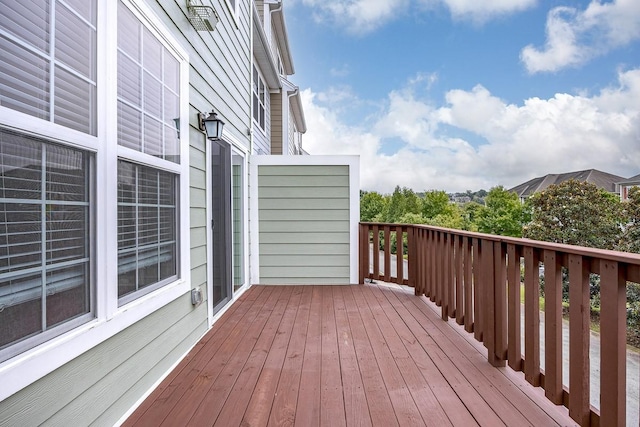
[124,284,578,427]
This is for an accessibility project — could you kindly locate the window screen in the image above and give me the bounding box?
[0,0,97,135]
[0,129,91,357]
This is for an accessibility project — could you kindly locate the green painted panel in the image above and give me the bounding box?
[258,209,349,221]
[44,304,207,425]
[190,167,206,190]
[189,187,206,209]
[258,174,349,187]
[258,186,349,199]
[189,145,206,171]
[258,220,349,233]
[258,165,348,176]
[190,226,207,248]
[259,243,350,255]
[260,255,349,267]
[190,207,206,226]
[191,264,207,288]
[260,266,350,278]
[90,322,205,426]
[259,232,350,244]
[190,245,207,268]
[258,198,348,210]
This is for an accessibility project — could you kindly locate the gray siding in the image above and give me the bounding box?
[258,165,351,284]
[0,0,251,424]
[271,92,283,154]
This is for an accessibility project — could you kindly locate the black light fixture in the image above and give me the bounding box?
[198,109,225,141]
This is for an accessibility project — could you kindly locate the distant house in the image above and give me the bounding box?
[509,169,626,202]
[617,173,640,201]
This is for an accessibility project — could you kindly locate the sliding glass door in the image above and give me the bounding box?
[210,139,231,314]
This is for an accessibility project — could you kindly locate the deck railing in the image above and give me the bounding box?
[359,222,640,427]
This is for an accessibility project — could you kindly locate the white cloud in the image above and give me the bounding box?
[295,0,535,34]
[299,0,410,35]
[521,0,640,73]
[422,0,537,23]
[301,69,640,193]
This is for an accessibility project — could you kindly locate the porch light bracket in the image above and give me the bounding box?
[198,109,225,141]
[187,0,220,32]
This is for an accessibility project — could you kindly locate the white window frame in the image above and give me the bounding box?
[231,146,249,293]
[252,64,267,134]
[0,0,191,401]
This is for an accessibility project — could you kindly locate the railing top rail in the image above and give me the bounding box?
[360,222,640,266]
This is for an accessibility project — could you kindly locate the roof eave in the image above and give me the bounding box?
[252,5,280,89]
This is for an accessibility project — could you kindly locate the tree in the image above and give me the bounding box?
[619,186,640,254]
[360,191,387,222]
[523,179,623,249]
[383,186,420,223]
[460,201,483,231]
[422,190,453,219]
[476,186,526,237]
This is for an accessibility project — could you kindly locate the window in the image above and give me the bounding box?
[0,0,97,135]
[0,0,189,389]
[117,1,181,163]
[116,1,183,303]
[252,65,266,131]
[0,129,92,361]
[117,161,177,303]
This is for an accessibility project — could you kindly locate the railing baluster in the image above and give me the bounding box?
[599,259,626,426]
[473,238,483,342]
[544,249,563,404]
[493,241,507,366]
[383,226,391,283]
[397,226,404,286]
[372,225,380,281]
[485,240,496,358]
[464,236,473,333]
[443,232,451,320]
[359,224,368,284]
[568,254,590,426]
[507,244,522,371]
[524,246,541,387]
[455,234,464,325]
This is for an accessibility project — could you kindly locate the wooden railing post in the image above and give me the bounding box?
[568,254,591,426]
[396,226,404,286]
[544,250,563,405]
[599,260,626,426]
[524,246,541,387]
[507,244,522,371]
[359,224,369,284]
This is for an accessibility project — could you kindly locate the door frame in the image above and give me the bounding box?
[206,138,233,324]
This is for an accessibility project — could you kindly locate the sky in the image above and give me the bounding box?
[283,0,640,194]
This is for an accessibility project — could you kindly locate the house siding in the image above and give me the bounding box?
[257,165,351,284]
[0,0,250,423]
[0,295,208,426]
[271,92,283,154]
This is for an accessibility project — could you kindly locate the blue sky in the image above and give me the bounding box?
[284,0,640,193]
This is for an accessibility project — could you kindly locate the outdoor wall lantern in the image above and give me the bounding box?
[187,0,219,32]
[198,109,225,141]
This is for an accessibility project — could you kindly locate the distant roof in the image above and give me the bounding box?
[509,169,626,198]
[617,173,640,185]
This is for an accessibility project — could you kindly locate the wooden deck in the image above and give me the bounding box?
[124,283,578,427]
